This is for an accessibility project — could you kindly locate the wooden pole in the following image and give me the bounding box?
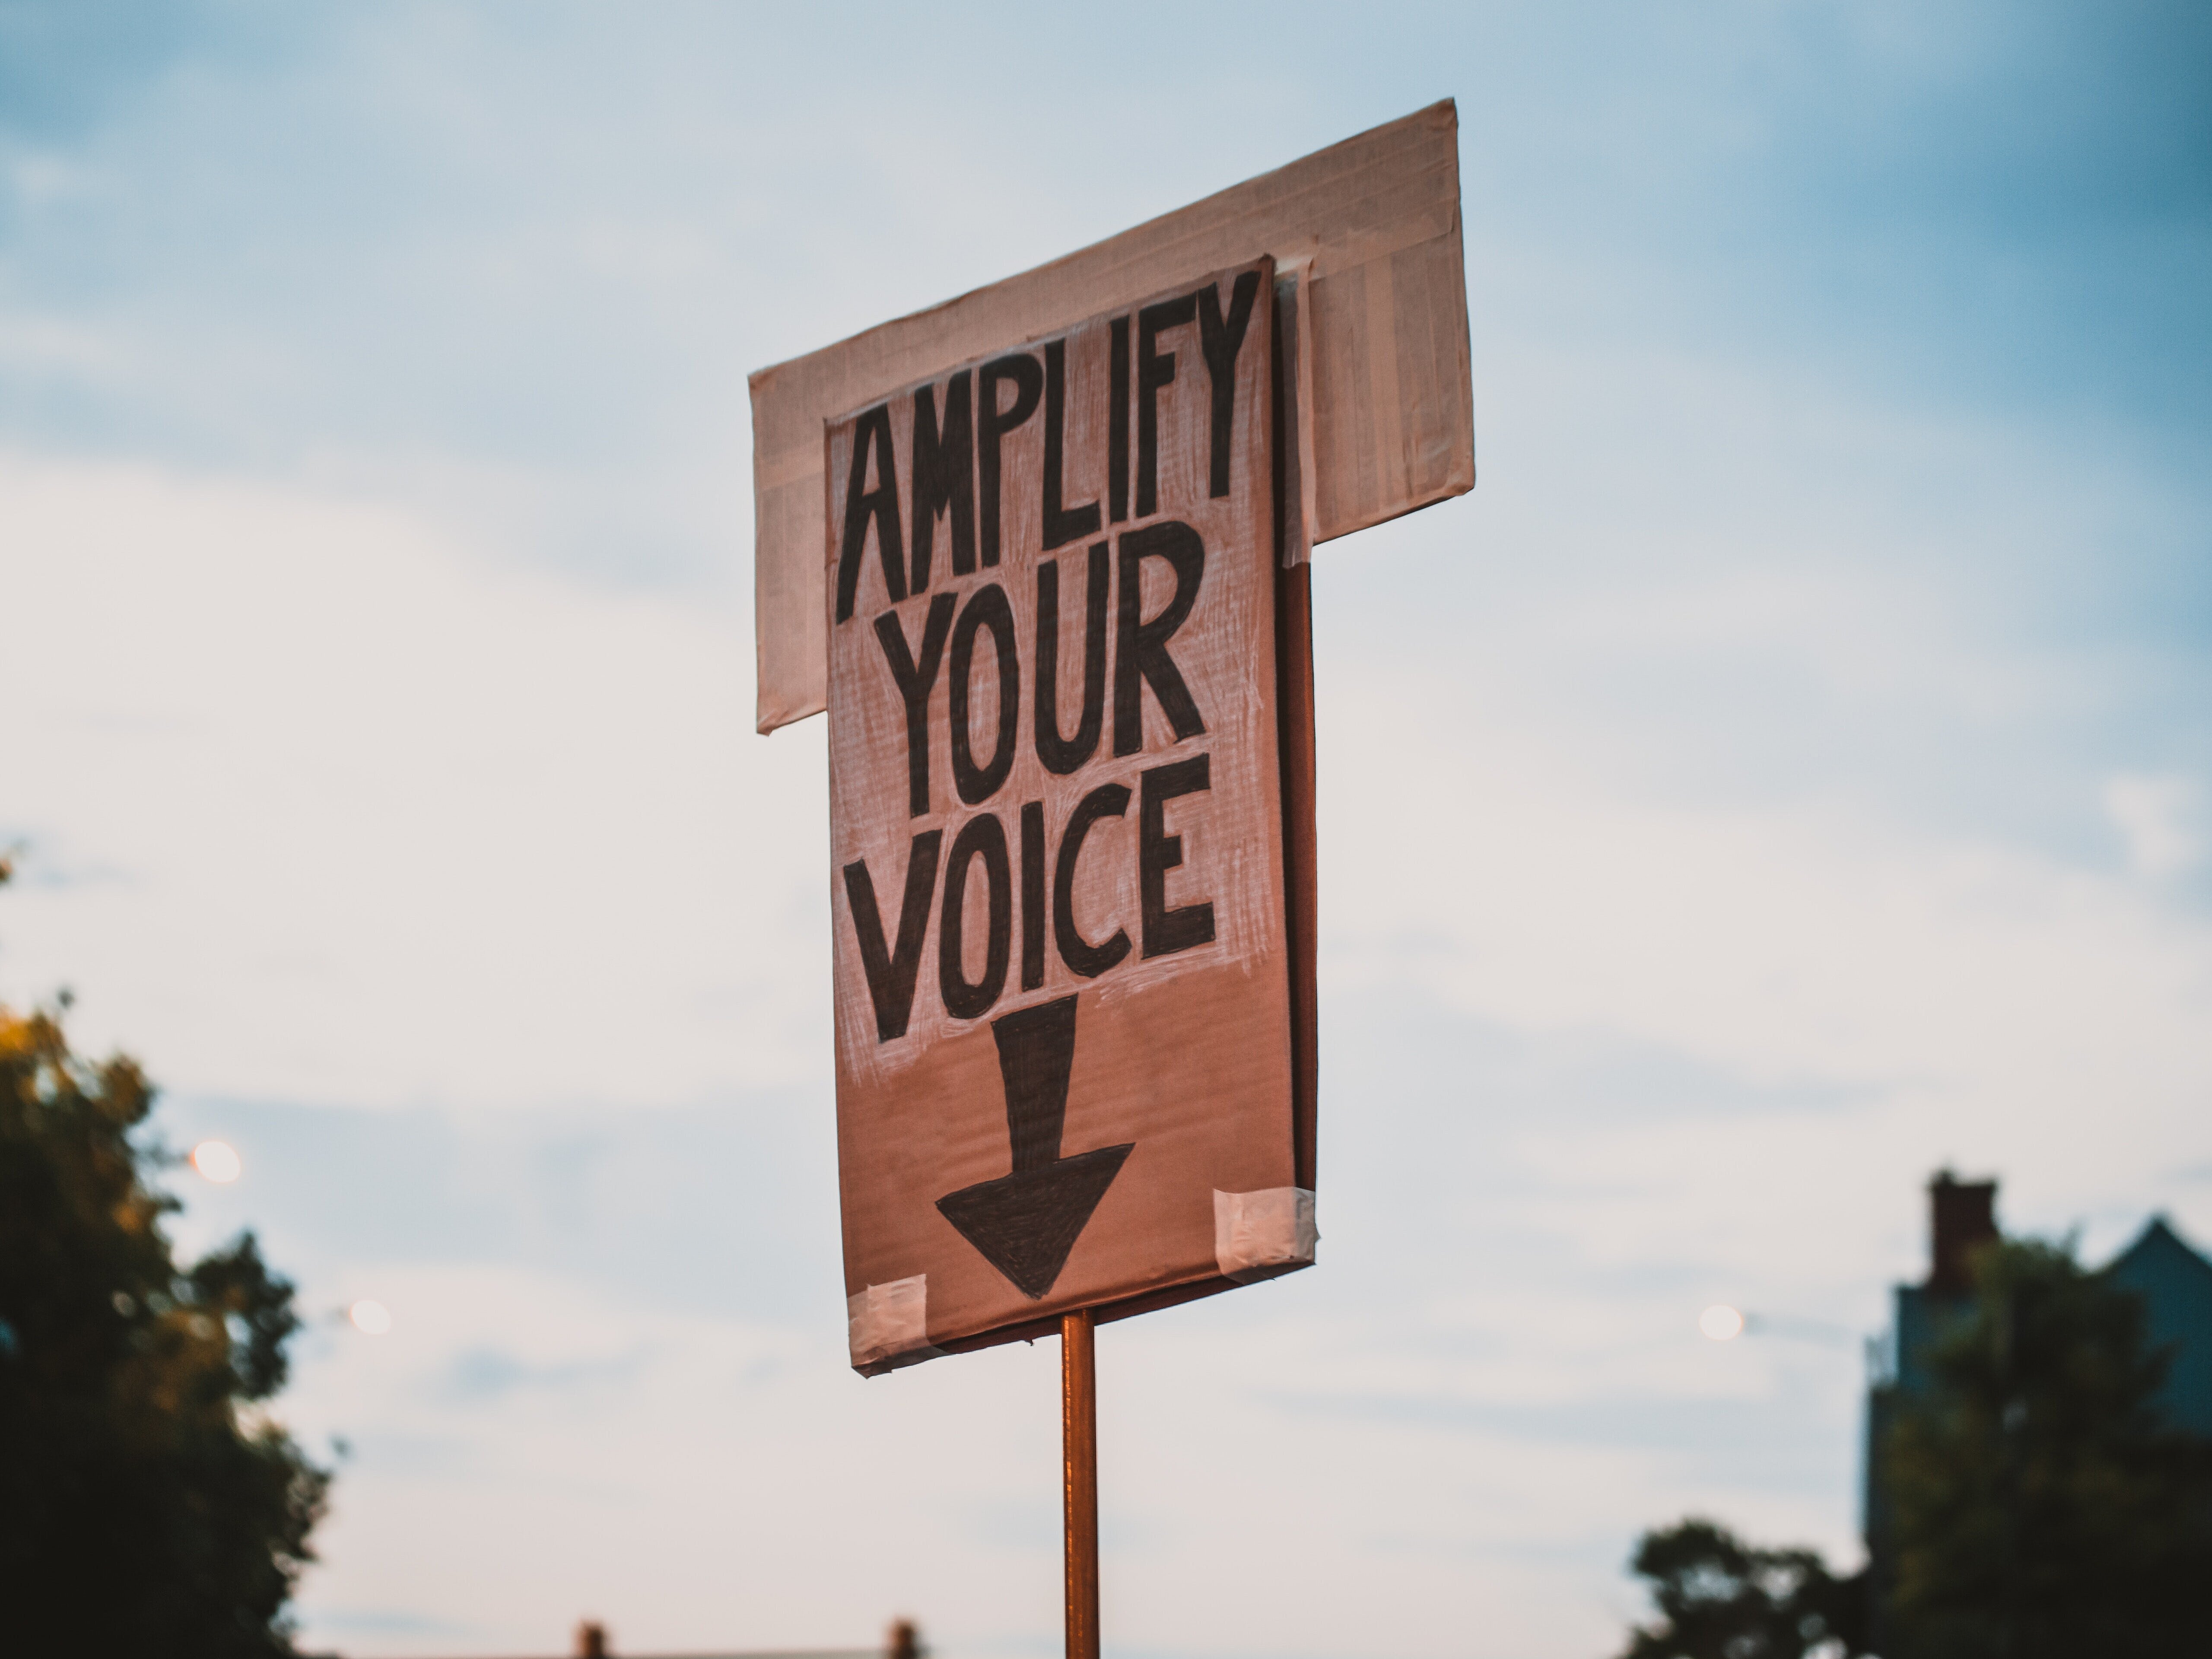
[1061,1307,1099,1659]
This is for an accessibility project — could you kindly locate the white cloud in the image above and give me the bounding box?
[0,450,827,1109]
[2105,771,2204,879]
[1323,667,2212,1155]
[270,1259,1717,1659]
[13,405,2212,1655]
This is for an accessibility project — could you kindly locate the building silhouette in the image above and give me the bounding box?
[1862,1173,2212,1640]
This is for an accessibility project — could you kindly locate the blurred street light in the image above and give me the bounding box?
[1701,1302,1865,1356]
[1699,1304,1745,1341]
[191,1140,241,1183]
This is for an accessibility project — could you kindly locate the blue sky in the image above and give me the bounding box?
[3,5,2209,1656]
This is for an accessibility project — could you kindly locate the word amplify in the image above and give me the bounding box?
[831,270,1263,624]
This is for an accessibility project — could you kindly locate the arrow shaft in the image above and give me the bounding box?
[994,996,1078,1173]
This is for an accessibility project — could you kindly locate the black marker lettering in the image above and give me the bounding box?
[1054,782,1132,979]
[978,353,1042,568]
[1135,294,1195,518]
[842,829,944,1041]
[1113,521,1206,756]
[836,404,905,622]
[939,813,1011,1020]
[1139,754,1214,959]
[948,583,1019,805]
[1033,542,1109,775]
[1196,270,1261,499]
[1108,314,1131,524]
[911,371,975,585]
[1042,337,1102,552]
[1020,800,1046,991]
[874,594,957,817]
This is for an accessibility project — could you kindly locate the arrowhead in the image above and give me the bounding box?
[936,1143,1135,1299]
[939,994,1135,1299]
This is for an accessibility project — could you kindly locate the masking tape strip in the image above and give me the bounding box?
[1213,1187,1319,1284]
[847,1274,945,1375]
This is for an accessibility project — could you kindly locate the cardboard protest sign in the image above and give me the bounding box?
[827,257,1317,1371]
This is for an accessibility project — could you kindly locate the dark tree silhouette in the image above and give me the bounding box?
[1881,1236,2212,1658]
[1615,1518,1866,1659]
[0,861,330,1656]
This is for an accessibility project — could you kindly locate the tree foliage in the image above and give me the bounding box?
[1881,1236,2212,1658]
[0,865,329,1655]
[1615,1518,1865,1659]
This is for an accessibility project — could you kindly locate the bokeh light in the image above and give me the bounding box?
[1700,1304,1745,1341]
[350,1299,393,1335]
[191,1140,242,1183]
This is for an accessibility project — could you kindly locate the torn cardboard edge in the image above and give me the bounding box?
[750,99,1474,734]
[1274,258,1319,568]
[849,1191,1319,1376]
[852,1268,1314,1377]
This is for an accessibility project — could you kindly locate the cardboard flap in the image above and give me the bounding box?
[750,100,1473,734]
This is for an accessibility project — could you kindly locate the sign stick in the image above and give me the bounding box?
[1061,1308,1100,1659]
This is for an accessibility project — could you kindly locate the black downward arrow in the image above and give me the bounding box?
[936,995,1134,1300]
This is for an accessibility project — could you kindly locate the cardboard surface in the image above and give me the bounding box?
[826,260,1301,1366]
[754,100,1471,733]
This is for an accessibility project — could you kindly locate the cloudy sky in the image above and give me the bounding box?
[3,3,2209,1656]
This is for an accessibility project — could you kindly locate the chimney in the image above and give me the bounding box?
[1926,1172,1997,1297]
[574,1621,609,1659]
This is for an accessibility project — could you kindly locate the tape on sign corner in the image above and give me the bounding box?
[846,1274,945,1375]
[1213,1187,1319,1284]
